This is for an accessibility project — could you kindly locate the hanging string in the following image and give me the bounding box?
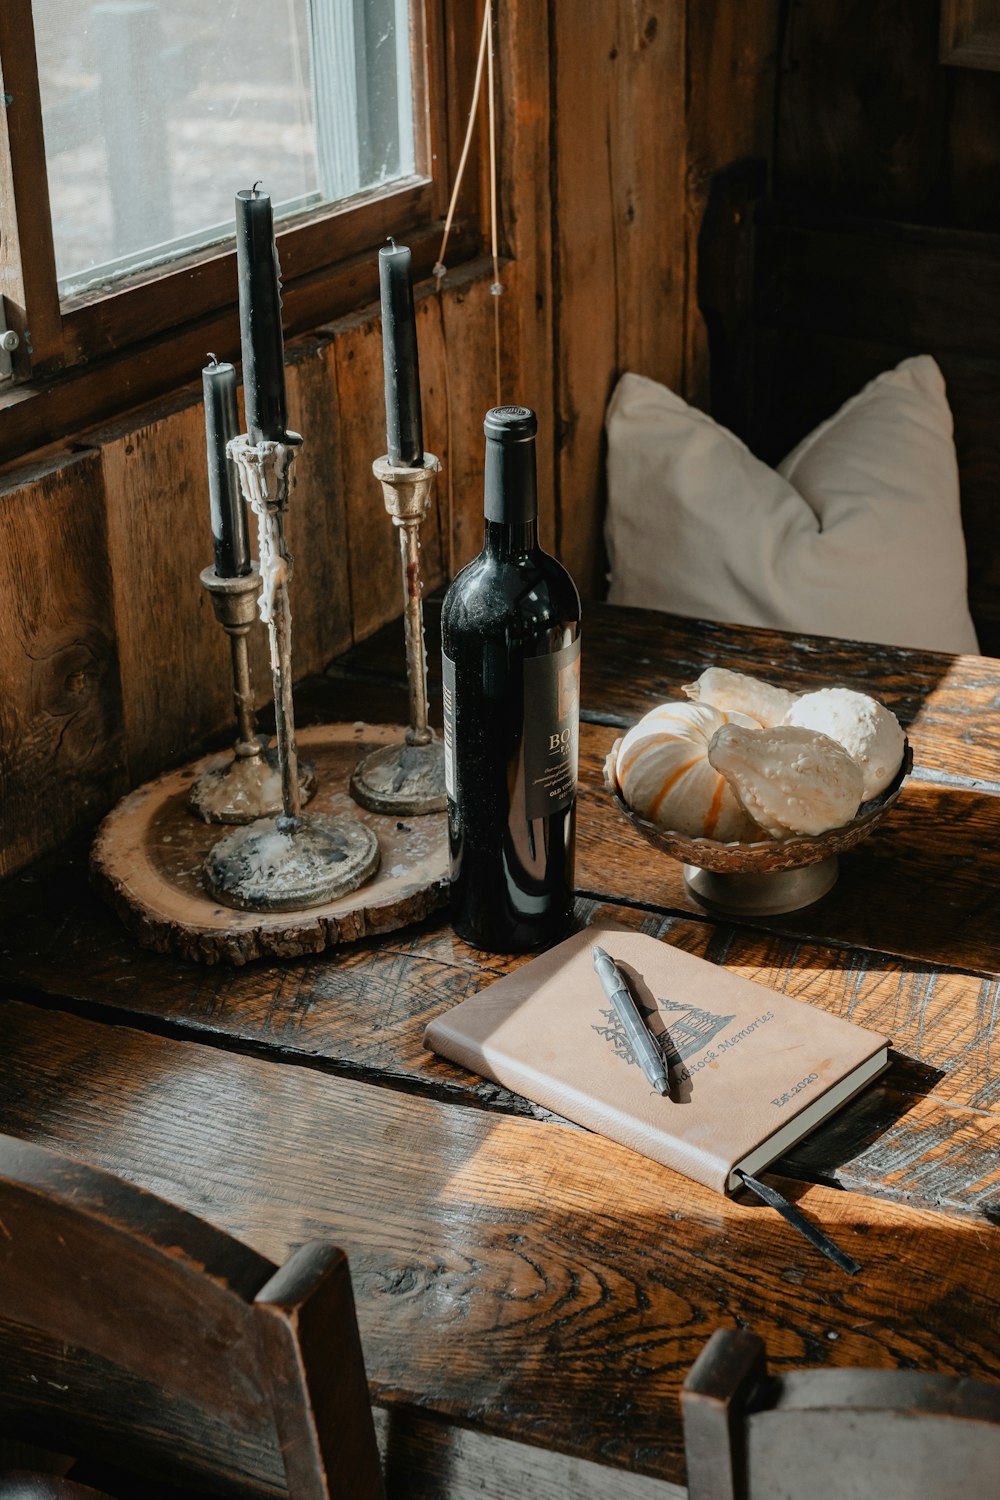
[434,2,503,577]
[485,1,502,406]
[434,4,490,283]
[434,0,503,406]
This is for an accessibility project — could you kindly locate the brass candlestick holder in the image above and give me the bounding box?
[188,563,316,824]
[204,437,379,911]
[350,452,447,816]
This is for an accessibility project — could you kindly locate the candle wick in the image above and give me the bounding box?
[252,180,263,197]
[207,351,219,367]
[387,236,396,248]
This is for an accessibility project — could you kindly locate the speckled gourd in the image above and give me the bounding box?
[614,702,762,841]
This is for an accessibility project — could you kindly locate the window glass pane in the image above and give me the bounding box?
[33,0,416,299]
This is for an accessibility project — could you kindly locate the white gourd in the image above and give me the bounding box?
[615,702,762,841]
[707,724,865,838]
[782,688,904,799]
[683,667,799,728]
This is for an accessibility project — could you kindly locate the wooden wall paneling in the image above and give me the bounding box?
[946,69,1000,229]
[774,0,949,220]
[436,268,506,574]
[494,0,556,559]
[683,0,781,411]
[606,0,688,387]
[411,289,447,589]
[551,2,688,598]
[330,308,418,644]
[549,2,619,597]
[283,336,354,676]
[97,390,270,786]
[762,217,1000,359]
[0,449,126,877]
[938,354,1000,654]
[315,288,450,656]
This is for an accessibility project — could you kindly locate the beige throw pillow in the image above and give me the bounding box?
[604,355,979,655]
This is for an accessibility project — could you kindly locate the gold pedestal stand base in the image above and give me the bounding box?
[684,857,839,917]
[188,739,317,825]
[350,736,447,815]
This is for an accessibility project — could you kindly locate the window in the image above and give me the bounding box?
[0,0,479,458]
[35,0,416,299]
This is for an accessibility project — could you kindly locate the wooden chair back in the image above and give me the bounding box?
[682,1327,1000,1500]
[0,1133,384,1499]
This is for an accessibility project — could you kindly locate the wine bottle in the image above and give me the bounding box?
[441,406,581,951]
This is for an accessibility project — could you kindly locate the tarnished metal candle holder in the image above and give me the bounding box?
[203,437,379,911]
[350,452,447,816]
[189,563,316,824]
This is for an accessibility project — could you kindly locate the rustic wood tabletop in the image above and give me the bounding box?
[2,602,999,1497]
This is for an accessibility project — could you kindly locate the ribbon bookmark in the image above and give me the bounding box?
[736,1168,862,1277]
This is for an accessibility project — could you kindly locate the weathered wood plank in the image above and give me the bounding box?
[437,271,504,575]
[775,0,950,222]
[330,308,404,644]
[282,337,354,674]
[411,286,448,589]
[761,216,1000,364]
[0,449,126,878]
[495,0,556,561]
[949,67,1000,230]
[323,280,460,645]
[552,1,687,596]
[373,1408,684,1500]
[5,833,1000,1223]
[786,1087,1000,1223]
[1,998,999,1490]
[683,0,780,410]
[0,873,668,1115]
[7,851,1000,1119]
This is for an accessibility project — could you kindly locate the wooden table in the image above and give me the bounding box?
[2,602,1000,1498]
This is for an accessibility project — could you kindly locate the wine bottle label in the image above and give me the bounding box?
[442,651,457,800]
[523,635,580,820]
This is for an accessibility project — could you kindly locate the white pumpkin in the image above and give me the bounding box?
[614,702,762,840]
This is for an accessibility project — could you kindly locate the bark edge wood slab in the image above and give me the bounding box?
[91,723,448,965]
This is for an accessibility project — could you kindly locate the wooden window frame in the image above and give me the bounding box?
[0,0,482,464]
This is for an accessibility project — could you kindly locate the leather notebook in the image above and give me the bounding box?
[424,924,890,1195]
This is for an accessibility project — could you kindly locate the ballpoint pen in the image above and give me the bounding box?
[592,944,671,1096]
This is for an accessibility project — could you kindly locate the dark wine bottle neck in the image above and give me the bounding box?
[483,518,538,557]
[484,433,537,525]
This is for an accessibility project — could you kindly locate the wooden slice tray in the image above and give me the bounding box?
[91,723,448,965]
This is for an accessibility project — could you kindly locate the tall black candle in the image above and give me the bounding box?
[235,185,288,444]
[203,356,250,578]
[378,239,423,466]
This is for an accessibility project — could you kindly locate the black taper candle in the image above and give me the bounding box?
[202,356,250,577]
[235,185,288,444]
[378,238,423,466]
